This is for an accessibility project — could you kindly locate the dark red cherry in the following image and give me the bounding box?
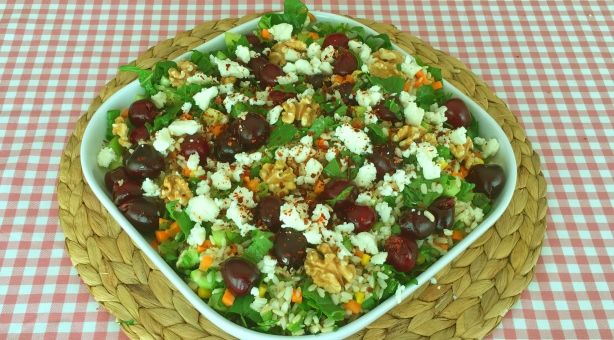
[274,230,309,269]
[345,204,376,233]
[105,167,130,192]
[129,125,150,144]
[180,134,210,166]
[375,97,403,123]
[465,164,506,199]
[245,34,262,47]
[366,143,399,179]
[128,98,158,127]
[322,33,349,49]
[443,98,472,129]
[125,144,165,180]
[221,257,260,297]
[258,63,283,88]
[320,178,359,210]
[213,127,245,163]
[384,235,418,272]
[269,90,296,105]
[118,197,165,233]
[112,179,143,205]
[255,196,283,233]
[333,48,357,76]
[398,208,436,240]
[428,196,456,233]
[247,57,269,78]
[237,113,270,150]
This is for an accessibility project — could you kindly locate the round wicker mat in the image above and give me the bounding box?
[57,14,548,340]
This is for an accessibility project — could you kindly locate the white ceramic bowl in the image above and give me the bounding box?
[81,11,517,340]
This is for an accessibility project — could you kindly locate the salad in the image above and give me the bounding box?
[96,0,506,336]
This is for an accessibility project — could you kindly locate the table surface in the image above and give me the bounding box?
[1,0,613,339]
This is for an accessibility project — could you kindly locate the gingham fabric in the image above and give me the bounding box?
[1,1,612,339]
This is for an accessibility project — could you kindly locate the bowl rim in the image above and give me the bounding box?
[80,10,517,340]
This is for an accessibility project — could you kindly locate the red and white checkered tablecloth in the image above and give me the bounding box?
[1,0,613,339]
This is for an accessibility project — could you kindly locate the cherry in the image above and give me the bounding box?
[112,179,143,205]
[213,127,245,163]
[333,48,357,76]
[320,178,359,210]
[237,113,270,150]
[322,33,350,49]
[366,143,399,179]
[398,208,436,240]
[180,134,210,166]
[345,204,376,233]
[128,98,158,127]
[245,34,262,47]
[255,196,283,233]
[129,125,150,145]
[221,257,260,297]
[247,57,269,78]
[384,235,418,272]
[118,196,165,233]
[465,164,506,199]
[443,98,472,128]
[306,74,329,90]
[125,144,165,180]
[274,230,309,269]
[104,167,130,192]
[258,63,283,88]
[428,196,456,233]
[375,97,403,123]
[269,90,296,105]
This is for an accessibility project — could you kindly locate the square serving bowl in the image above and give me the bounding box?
[81,11,517,340]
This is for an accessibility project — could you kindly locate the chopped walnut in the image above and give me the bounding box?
[269,39,307,67]
[168,60,198,87]
[371,48,405,64]
[464,154,484,170]
[368,60,405,79]
[220,76,237,85]
[112,116,131,148]
[393,125,427,149]
[305,244,356,294]
[281,96,320,127]
[450,137,474,162]
[423,132,438,147]
[159,174,193,206]
[259,160,297,197]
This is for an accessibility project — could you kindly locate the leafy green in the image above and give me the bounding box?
[436,145,451,159]
[106,109,121,140]
[257,311,277,332]
[456,180,476,201]
[301,281,345,321]
[158,239,180,263]
[322,98,344,114]
[366,124,387,145]
[267,124,300,148]
[415,84,437,110]
[242,231,274,264]
[177,247,200,269]
[283,0,308,14]
[361,297,375,310]
[307,116,336,140]
[176,83,203,102]
[152,61,177,84]
[322,158,344,178]
[466,112,479,139]
[227,295,263,324]
[325,186,355,206]
[151,110,176,132]
[166,200,196,238]
[385,98,403,120]
[190,50,216,76]
[367,75,405,94]
[119,65,156,96]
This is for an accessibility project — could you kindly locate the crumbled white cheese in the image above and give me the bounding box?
[210,167,232,190]
[186,153,200,170]
[375,201,394,226]
[168,119,201,136]
[416,142,441,180]
[187,223,208,246]
[307,42,322,59]
[152,128,174,155]
[295,59,315,75]
[335,123,373,155]
[350,232,379,254]
[267,105,283,125]
[193,86,219,111]
[141,178,160,197]
[96,147,117,168]
[348,40,377,65]
[401,56,423,78]
[186,72,218,85]
[449,127,467,145]
[280,197,310,231]
[301,158,323,185]
[235,45,251,63]
[355,191,375,206]
[481,138,500,158]
[186,195,220,223]
[320,45,336,63]
[277,72,299,85]
[370,252,388,265]
[213,57,251,78]
[354,161,377,188]
[150,91,167,109]
[268,23,293,42]
[356,86,383,108]
[425,105,447,125]
[403,101,425,126]
[181,102,192,114]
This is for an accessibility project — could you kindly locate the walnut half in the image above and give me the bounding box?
[305,243,356,294]
[159,174,193,206]
[281,96,320,127]
[168,61,198,88]
[259,160,297,197]
[393,124,427,149]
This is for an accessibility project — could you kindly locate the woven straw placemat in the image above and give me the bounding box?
[57,14,548,340]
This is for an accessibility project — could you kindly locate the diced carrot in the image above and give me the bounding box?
[121,108,129,118]
[245,178,260,192]
[197,240,213,252]
[414,77,424,88]
[169,152,177,160]
[199,255,214,271]
[332,75,344,83]
[291,288,303,303]
[308,32,319,40]
[183,166,192,177]
[345,74,355,83]
[214,96,223,104]
[261,28,271,40]
[308,12,316,22]
[432,81,443,90]
[473,152,482,158]
[451,230,464,241]
[316,138,327,149]
[167,222,182,237]
[159,218,169,227]
[459,166,469,178]
[350,119,363,129]
[404,82,411,92]
[222,289,235,307]
[227,244,238,256]
[314,179,325,195]
[450,171,465,180]
[150,239,159,251]
[434,242,449,251]
[155,230,170,243]
[343,299,362,314]
[354,247,364,258]
[210,123,226,137]
[415,70,425,79]
[180,113,193,120]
